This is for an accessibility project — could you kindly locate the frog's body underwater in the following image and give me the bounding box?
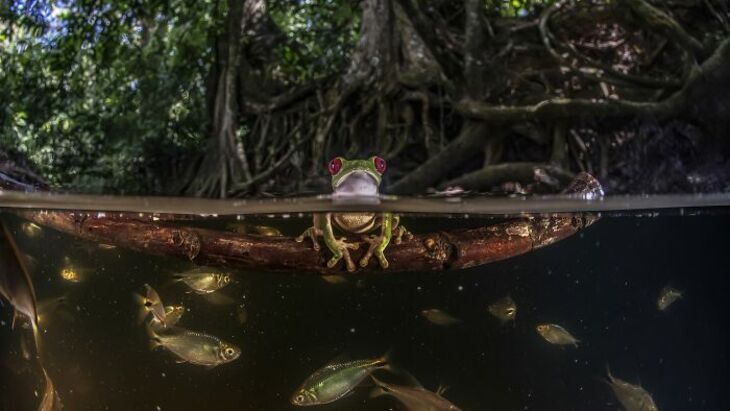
[296,156,412,272]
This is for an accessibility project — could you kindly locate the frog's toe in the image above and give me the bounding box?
[358,255,371,268]
[344,258,356,272]
[326,256,341,268]
[375,251,389,269]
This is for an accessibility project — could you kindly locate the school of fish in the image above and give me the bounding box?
[0,218,689,410]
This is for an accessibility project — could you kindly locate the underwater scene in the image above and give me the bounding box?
[0,203,728,411]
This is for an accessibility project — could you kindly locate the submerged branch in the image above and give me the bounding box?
[10,174,602,275]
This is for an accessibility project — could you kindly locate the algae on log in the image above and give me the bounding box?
[10,172,602,275]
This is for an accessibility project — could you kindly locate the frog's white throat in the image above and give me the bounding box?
[333,171,379,197]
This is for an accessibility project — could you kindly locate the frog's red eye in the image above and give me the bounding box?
[373,156,386,174]
[328,157,342,175]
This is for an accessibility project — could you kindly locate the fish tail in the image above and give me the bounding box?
[605,364,614,382]
[145,322,162,350]
[368,386,388,399]
[31,321,44,360]
[376,349,393,370]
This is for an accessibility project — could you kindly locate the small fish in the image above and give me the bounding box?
[173,267,233,294]
[292,352,390,406]
[225,222,248,234]
[147,326,240,368]
[321,275,348,285]
[657,286,682,311]
[225,223,282,236]
[134,284,167,326]
[38,367,63,411]
[0,222,39,338]
[420,309,462,326]
[21,222,42,238]
[97,243,116,250]
[605,365,659,411]
[149,305,185,331]
[536,323,580,347]
[251,225,283,237]
[371,374,462,411]
[488,296,517,323]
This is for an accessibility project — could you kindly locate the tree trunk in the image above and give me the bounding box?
[185,0,249,198]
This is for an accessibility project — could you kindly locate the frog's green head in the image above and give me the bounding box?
[327,156,386,196]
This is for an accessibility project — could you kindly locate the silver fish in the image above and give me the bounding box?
[536,323,580,347]
[371,375,461,410]
[149,305,185,331]
[606,366,659,411]
[292,353,390,406]
[135,284,167,326]
[657,286,682,311]
[21,222,42,238]
[420,309,462,326]
[148,326,240,367]
[488,296,517,323]
[0,222,39,338]
[173,267,232,294]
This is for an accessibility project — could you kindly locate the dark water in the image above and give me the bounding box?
[1,210,729,410]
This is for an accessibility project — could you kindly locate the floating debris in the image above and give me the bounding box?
[236,305,248,325]
[321,275,348,285]
[60,267,81,283]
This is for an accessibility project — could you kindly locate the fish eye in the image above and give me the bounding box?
[224,347,235,356]
[294,394,305,404]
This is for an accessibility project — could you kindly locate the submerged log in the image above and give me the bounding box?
[9,173,603,275]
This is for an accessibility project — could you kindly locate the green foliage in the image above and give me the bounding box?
[269,0,359,83]
[494,0,556,17]
[1,0,214,193]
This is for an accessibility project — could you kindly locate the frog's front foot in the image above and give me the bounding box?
[359,234,390,269]
[326,237,360,272]
[394,225,413,245]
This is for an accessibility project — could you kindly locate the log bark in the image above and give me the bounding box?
[9,173,603,275]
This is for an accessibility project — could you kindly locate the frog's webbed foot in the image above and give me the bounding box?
[295,227,322,251]
[327,237,359,272]
[359,234,389,269]
[394,225,413,245]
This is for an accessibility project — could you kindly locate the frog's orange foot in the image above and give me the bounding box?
[359,234,388,268]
